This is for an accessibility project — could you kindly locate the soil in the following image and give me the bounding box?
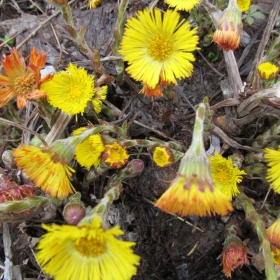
[0,0,279,279]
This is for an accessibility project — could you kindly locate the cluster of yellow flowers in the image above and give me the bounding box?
[2,0,280,279]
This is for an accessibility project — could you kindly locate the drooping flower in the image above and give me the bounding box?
[164,0,200,11]
[63,200,86,225]
[267,217,280,247]
[258,62,279,81]
[75,134,106,170]
[88,0,102,8]
[13,143,75,198]
[155,103,233,217]
[212,0,243,52]
[92,85,107,113]
[237,0,250,12]
[209,153,246,200]
[0,47,52,108]
[153,147,174,167]
[103,142,129,168]
[36,216,140,280]
[222,235,249,278]
[119,9,199,94]
[41,63,95,116]
[264,146,280,193]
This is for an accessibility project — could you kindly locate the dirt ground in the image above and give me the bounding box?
[0,0,279,279]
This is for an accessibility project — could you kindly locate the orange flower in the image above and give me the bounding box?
[212,3,242,52]
[222,235,249,277]
[0,47,52,108]
[140,83,163,98]
[267,217,280,247]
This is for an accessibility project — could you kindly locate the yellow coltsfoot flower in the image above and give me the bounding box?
[42,63,95,116]
[155,103,233,217]
[75,134,106,170]
[13,144,75,198]
[103,142,129,168]
[258,62,279,81]
[264,146,280,193]
[209,153,246,200]
[36,216,140,280]
[164,0,200,11]
[88,0,102,9]
[237,0,250,12]
[119,9,199,95]
[153,147,174,167]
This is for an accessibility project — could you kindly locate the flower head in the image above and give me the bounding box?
[36,216,140,280]
[164,0,200,11]
[237,0,250,12]
[92,85,107,113]
[103,142,129,168]
[222,235,249,278]
[42,63,95,116]
[119,9,199,93]
[153,147,174,167]
[267,217,280,247]
[75,134,105,170]
[272,245,280,265]
[13,144,75,198]
[88,0,102,8]
[209,153,246,200]
[0,47,52,108]
[155,103,233,217]
[264,146,280,193]
[212,3,243,52]
[258,62,279,81]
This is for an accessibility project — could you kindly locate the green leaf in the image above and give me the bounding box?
[246,16,254,25]
[3,36,15,46]
[252,11,266,20]
[249,6,257,14]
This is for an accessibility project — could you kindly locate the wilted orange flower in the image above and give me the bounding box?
[0,176,35,202]
[212,3,243,52]
[140,83,163,98]
[222,235,249,277]
[0,47,52,108]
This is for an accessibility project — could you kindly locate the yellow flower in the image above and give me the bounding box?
[153,147,174,167]
[164,0,200,11]
[119,9,199,92]
[272,245,280,265]
[13,145,75,198]
[75,134,105,170]
[258,62,279,81]
[88,0,102,8]
[209,153,246,200]
[103,142,129,168]
[237,0,250,12]
[42,63,95,116]
[36,216,140,280]
[155,103,233,217]
[92,85,107,113]
[212,6,242,52]
[267,217,280,247]
[264,146,280,193]
[0,47,52,108]
[222,235,249,278]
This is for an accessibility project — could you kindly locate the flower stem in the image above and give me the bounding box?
[236,190,277,280]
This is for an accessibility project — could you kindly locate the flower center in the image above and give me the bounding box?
[74,236,106,258]
[67,84,82,99]
[148,35,173,62]
[14,72,36,96]
[214,166,230,184]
